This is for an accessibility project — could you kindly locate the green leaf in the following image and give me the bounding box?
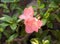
[49,2,58,8]
[10,3,20,10]
[43,8,53,19]
[48,14,55,21]
[30,38,39,44]
[17,8,23,15]
[10,24,17,31]
[0,4,8,9]
[39,4,45,9]
[12,15,18,22]
[1,0,20,3]
[42,19,47,26]
[7,33,18,42]
[54,14,60,22]
[44,12,50,19]
[42,40,50,44]
[0,23,9,27]
[3,9,10,13]
[0,15,12,23]
[17,19,22,23]
[0,28,4,32]
[47,22,53,28]
[0,23,8,32]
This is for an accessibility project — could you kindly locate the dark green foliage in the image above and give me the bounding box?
[0,0,60,44]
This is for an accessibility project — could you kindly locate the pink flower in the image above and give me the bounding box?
[19,6,43,33]
[24,18,43,33]
[19,6,34,20]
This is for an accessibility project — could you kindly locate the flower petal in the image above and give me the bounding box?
[25,25,34,33]
[19,6,34,20]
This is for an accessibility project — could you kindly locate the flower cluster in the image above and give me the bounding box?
[19,6,43,33]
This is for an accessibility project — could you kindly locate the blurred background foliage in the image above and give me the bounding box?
[0,0,60,44]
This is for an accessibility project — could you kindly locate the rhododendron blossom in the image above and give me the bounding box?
[24,18,42,33]
[19,6,43,33]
